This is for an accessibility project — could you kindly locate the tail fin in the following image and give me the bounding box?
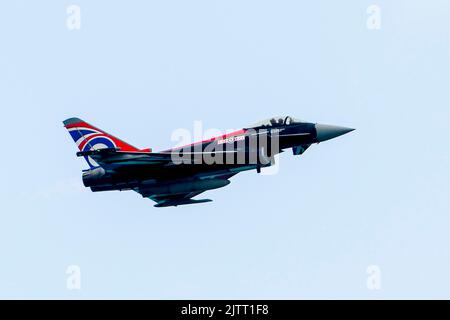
[63,117,139,168]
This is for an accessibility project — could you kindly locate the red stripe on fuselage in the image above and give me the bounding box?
[166,129,247,152]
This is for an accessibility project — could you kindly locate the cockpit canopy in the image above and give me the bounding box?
[248,116,303,128]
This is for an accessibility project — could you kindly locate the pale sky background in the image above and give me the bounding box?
[0,0,449,299]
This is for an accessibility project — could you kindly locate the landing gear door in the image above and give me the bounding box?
[292,144,310,156]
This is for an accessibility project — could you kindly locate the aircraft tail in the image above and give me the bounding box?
[63,117,139,168]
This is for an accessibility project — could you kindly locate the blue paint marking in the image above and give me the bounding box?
[69,129,97,143]
[81,136,116,168]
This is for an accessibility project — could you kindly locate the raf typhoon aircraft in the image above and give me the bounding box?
[63,116,354,207]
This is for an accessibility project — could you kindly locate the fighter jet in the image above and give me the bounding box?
[63,116,354,207]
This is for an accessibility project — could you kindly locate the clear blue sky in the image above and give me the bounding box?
[0,0,449,299]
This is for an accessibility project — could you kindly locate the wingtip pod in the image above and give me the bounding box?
[154,199,213,208]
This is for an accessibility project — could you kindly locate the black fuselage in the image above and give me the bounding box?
[85,122,318,192]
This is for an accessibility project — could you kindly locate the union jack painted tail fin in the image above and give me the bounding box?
[63,117,139,168]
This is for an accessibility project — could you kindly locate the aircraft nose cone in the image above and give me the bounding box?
[315,124,355,142]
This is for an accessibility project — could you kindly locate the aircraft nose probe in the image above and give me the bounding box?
[314,124,355,142]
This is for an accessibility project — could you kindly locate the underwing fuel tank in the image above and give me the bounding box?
[141,179,230,196]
